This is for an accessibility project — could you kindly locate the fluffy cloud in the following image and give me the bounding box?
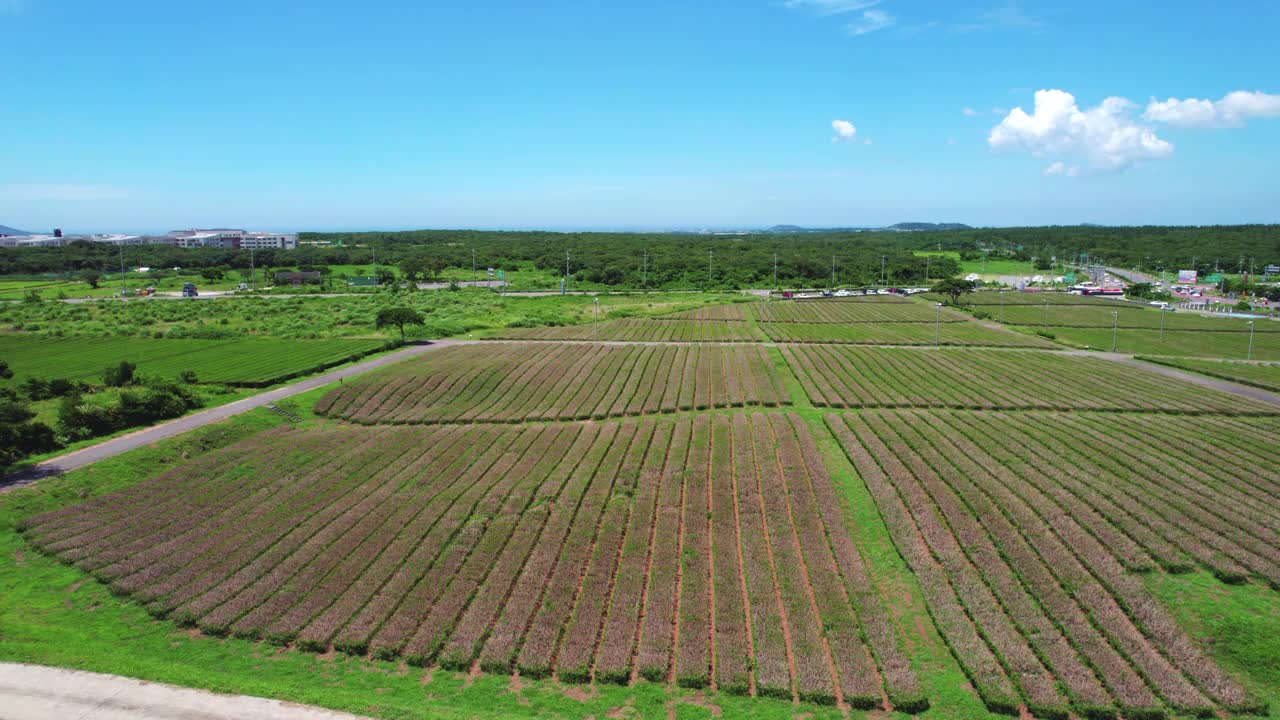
[831,119,858,142]
[989,89,1173,174]
[1144,91,1280,128]
[848,8,894,34]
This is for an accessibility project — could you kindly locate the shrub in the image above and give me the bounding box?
[102,360,137,387]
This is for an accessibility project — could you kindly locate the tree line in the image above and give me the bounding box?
[3,225,1277,289]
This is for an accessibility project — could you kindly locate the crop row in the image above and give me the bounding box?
[316,342,791,424]
[1136,357,1280,393]
[751,298,968,324]
[993,304,1279,333]
[760,321,1055,347]
[1023,326,1280,361]
[488,317,766,342]
[20,414,917,707]
[0,333,389,386]
[783,346,1278,415]
[826,409,1272,718]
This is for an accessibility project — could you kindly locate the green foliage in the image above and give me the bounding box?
[79,269,102,289]
[375,306,425,340]
[101,361,136,388]
[932,278,977,305]
[199,267,226,282]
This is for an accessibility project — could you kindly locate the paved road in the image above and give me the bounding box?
[1087,352,1280,405]
[1,339,472,492]
[0,663,370,720]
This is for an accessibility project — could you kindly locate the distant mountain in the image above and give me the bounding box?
[888,222,972,231]
[768,224,808,233]
[0,225,32,236]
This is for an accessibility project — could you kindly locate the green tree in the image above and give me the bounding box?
[931,277,977,305]
[0,360,12,380]
[200,267,226,282]
[80,269,103,289]
[375,306,425,341]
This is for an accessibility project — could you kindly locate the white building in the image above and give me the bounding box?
[168,228,296,250]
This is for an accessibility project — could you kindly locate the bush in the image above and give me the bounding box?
[178,369,199,384]
[102,360,137,388]
[1036,329,1057,340]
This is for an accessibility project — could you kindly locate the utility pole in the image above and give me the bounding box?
[708,249,714,288]
[935,303,943,344]
[1160,306,1166,341]
[118,240,126,295]
[565,250,571,291]
[593,297,600,342]
[1043,298,1050,330]
[925,254,931,282]
[999,290,1005,323]
[1111,311,1119,352]
[1247,321,1255,360]
[880,255,887,286]
[831,254,836,288]
[773,252,778,289]
[642,249,648,289]
[472,248,477,282]
[250,246,256,291]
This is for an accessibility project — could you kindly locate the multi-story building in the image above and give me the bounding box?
[0,228,296,250]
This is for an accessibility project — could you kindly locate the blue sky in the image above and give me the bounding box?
[2,0,1278,232]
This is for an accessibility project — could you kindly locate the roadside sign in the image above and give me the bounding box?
[487,268,495,277]
[498,270,505,280]
[1206,273,1225,283]
[1064,272,1076,283]
[1177,270,1197,283]
[1266,265,1280,275]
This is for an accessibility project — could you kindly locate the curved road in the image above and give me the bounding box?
[1,339,473,492]
[0,663,370,720]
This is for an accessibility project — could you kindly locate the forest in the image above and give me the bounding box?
[2,225,1277,289]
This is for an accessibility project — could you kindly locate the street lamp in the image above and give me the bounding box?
[1111,311,1119,352]
[1247,320,1255,361]
[935,303,943,344]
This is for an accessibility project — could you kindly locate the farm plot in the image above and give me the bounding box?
[782,346,1278,414]
[316,342,790,424]
[1138,357,1280,393]
[1028,326,1280,361]
[752,297,969,324]
[925,292,1131,307]
[995,304,1278,332]
[0,334,389,387]
[760,321,1056,347]
[19,415,921,709]
[487,317,765,342]
[827,409,1276,719]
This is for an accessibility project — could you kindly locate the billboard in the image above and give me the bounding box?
[1177,270,1198,283]
[1205,273,1225,283]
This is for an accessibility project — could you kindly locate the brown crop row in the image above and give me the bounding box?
[784,346,1278,415]
[317,343,790,424]
[20,415,917,709]
[825,410,1270,719]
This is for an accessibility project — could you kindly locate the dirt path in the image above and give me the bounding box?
[1,340,474,492]
[0,662,370,720]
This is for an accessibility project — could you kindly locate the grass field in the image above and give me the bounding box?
[1137,357,1280,393]
[0,290,752,340]
[759,320,1055,346]
[0,334,390,387]
[3,288,1279,720]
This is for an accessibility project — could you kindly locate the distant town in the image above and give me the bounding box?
[0,227,297,251]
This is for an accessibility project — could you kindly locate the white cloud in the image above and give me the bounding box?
[831,119,858,142]
[989,89,1174,174]
[0,184,131,200]
[847,8,894,34]
[1144,90,1280,128]
[962,107,978,117]
[992,106,1008,115]
[783,0,880,15]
